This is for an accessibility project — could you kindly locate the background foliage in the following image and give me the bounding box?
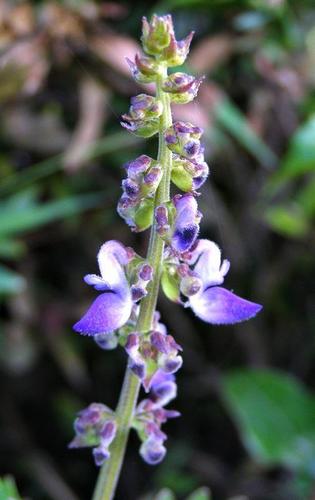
[1,0,315,499]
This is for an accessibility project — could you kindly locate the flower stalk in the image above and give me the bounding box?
[92,67,173,500]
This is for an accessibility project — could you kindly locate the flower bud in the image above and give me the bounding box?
[139,263,153,281]
[171,154,209,192]
[121,94,163,138]
[93,445,110,466]
[163,31,194,67]
[171,162,194,192]
[125,154,152,180]
[122,178,140,200]
[162,73,204,104]
[141,15,174,55]
[140,436,166,465]
[165,121,203,159]
[155,205,170,237]
[141,164,163,197]
[94,332,119,350]
[126,54,161,83]
[117,194,138,229]
[69,403,115,455]
[131,263,153,302]
[171,194,201,253]
[180,274,202,297]
[125,333,146,380]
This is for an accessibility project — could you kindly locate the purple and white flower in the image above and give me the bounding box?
[69,403,117,466]
[171,193,201,253]
[134,371,180,465]
[73,241,133,336]
[186,239,262,324]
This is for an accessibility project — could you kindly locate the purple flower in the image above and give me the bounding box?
[134,371,179,465]
[73,241,133,336]
[187,240,262,324]
[125,322,182,391]
[140,436,166,465]
[92,420,117,466]
[171,194,201,253]
[150,370,177,406]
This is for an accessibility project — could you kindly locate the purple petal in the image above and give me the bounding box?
[100,420,117,444]
[172,194,199,253]
[189,286,262,325]
[152,380,177,406]
[84,274,109,291]
[172,224,199,253]
[93,445,110,466]
[188,239,230,288]
[140,437,166,465]
[73,291,132,335]
[97,241,130,290]
[150,370,175,388]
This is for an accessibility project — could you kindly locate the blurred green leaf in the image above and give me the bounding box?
[214,99,277,168]
[0,475,22,500]
[263,204,310,238]
[0,264,26,295]
[0,190,107,237]
[267,115,315,191]
[296,176,315,217]
[186,487,211,500]
[0,239,26,259]
[222,370,315,472]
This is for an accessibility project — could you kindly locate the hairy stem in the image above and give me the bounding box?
[92,66,172,500]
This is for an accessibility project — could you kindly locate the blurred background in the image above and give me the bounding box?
[1,0,315,499]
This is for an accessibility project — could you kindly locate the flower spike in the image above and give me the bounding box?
[71,13,262,481]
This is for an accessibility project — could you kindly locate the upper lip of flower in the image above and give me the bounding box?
[73,240,133,336]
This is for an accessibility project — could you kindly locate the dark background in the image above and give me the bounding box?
[1,1,315,499]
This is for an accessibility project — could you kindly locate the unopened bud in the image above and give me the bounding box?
[121,94,163,138]
[162,73,204,104]
[165,121,203,160]
[122,178,140,200]
[180,274,202,297]
[163,31,194,67]
[141,15,174,55]
[126,54,161,83]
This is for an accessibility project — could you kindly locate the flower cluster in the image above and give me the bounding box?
[117,155,162,232]
[133,371,180,465]
[125,312,182,391]
[70,14,262,469]
[69,403,117,466]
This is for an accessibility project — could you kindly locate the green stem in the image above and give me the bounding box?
[92,67,172,500]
